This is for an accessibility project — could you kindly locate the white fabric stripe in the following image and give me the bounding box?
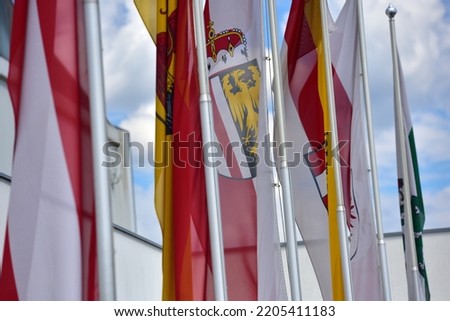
[282,54,333,299]
[213,130,231,178]
[398,61,418,196]
[333,0,382,300]
[8,0,82,300]
[315,171,327,201]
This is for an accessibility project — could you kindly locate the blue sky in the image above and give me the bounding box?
[99,0,450,243]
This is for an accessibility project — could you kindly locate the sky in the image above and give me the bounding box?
[98,0,450,244]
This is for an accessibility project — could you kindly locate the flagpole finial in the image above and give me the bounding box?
[385,4,397,19]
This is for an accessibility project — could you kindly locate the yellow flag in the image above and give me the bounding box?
[134,0,157,42]
[135,0,177,300]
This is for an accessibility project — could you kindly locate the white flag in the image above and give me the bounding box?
[205,0,287,300]
[281,0,382,300]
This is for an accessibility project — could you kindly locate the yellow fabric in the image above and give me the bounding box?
[305,0,345,301]
[135,0,177,300]
[134,0,157,43]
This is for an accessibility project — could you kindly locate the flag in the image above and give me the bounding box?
[205,0,287,300]
[331,0,382,300]
[135,0,179,300]
[171,0,211,300]
[281,0,382,300]
[134,0,157,42]
[151,0,177,301]
[395,55,430,301]
[135,0,213,300]
[0,0,97,300]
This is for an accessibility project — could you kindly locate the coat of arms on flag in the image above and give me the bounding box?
[203,0,287,299]
[210,59,260,179]
[206,18,261,180]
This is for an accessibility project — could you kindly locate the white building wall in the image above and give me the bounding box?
[113,227,162,300]
[385,230,450,301]
[292,229,450,301]
[112,228,450,301]
[107,124,137,232]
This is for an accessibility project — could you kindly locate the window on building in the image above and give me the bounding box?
[0,0,13,61]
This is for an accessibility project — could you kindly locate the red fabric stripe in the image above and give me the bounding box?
[0,230,19,300]
[332,70,353,225]
[75,0,98,300]
[0,0,27,300]
[285,2,324,147]
[285,1,324,145]
[297,64,324,144]
[38,0,82,216]
[219,175,257,300]
[172,0,211,301]
[7,0,28,139]
[37,0,98,300]
[285,1,316,86]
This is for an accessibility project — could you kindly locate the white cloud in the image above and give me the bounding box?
[116,103,155,175]
[423,186,450,229]
[379,184,450,233]
[133,183,162,244]
[374,109,450,171]
[363,0,450,127]
[328,0,346,19]
[374,126,396,169]
[379,191,402,233]
[119,103,155,150]
[412,111,450,163]
[361,0,450,233]
[373,110,450,231]
[99,0,156,114]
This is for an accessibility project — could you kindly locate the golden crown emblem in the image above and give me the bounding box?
[206,21,247,63]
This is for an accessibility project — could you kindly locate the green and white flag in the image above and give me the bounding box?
[395,56,430,301]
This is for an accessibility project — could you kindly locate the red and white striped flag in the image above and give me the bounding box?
[0,0,97,300]
[281,0,382,300]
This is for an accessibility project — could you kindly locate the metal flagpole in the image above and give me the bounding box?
[192,0,228,301]
[319,0,354,301]
[267,0,302,301]
[385,4,421,301]
[83,0,116,300]
[356,0,392,300]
